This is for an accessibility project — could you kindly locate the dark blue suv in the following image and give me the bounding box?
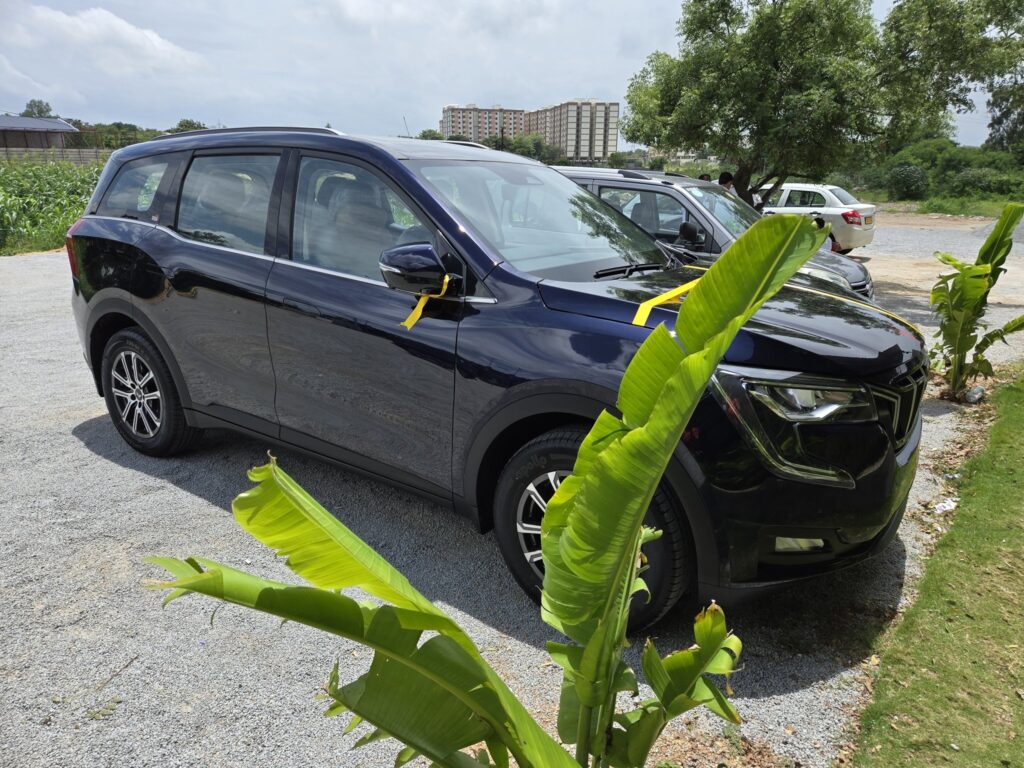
[68,128,925,627]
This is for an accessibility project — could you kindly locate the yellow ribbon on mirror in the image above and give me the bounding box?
[401,274,451,331]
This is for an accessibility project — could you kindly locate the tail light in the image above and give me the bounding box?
[841,210,862,225]
[66,219,85,278]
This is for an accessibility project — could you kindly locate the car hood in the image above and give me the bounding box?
[808,247,870,285]
[537,266,925,379]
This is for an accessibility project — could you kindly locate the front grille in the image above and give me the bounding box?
[868,363,927,448]
[850,277,874,300]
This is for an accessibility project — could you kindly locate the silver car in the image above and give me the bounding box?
[762,183,876,254]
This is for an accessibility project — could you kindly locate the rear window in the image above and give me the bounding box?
[96,159,169,220]
[829,186,859,205]
[176,155,280,254]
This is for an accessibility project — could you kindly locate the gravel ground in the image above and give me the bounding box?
[1,214,1021,768]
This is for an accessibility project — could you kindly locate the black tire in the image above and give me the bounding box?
[100,328,202,456]
[493,427,694,630]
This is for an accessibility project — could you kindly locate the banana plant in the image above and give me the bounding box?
[930,202,1024,398]
[147,213,826,767]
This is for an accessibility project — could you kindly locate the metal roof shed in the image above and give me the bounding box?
[0,115,79,149]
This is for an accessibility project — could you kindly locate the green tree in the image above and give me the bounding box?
[623,0,1016,203]
[20,99,53,118]
[167,118,207,134]
[417,128,444,140]
[447,133,470,142]
[624,0,882,203]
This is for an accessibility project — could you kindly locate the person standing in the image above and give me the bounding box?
[717,171,734,191]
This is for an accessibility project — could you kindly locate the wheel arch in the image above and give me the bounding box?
[459,388,721,588]
[88,303,193,410]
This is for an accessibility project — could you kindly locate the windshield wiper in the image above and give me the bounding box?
[593,262,664,279]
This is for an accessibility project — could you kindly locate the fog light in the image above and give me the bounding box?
[774,537,826,553]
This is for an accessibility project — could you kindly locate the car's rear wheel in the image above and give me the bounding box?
[101,328,202,456]
[493,427,694,630]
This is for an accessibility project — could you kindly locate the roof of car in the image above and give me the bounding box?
[553,165,718,188]
[113,127,538,164]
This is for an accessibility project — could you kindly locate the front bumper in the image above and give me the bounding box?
[689,396,921,601]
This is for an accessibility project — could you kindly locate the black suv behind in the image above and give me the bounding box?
[69,128,925,626]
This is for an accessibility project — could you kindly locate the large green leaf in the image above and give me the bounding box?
[145,561,581,768]
[145,558,577,768]
[539,214,823,757]
[232,459,441,617]
[975,202,1024,278]
[540,215,826,645]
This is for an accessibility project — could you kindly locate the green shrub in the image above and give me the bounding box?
[0,161,102,254]
[888,163,928,200]
[949,167,1022,197]
[930,203,1024,398]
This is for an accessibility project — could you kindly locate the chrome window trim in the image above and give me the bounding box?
[84,214,157,230]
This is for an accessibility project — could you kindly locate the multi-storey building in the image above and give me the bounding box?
[524,99,619,164]
[439,99,620,163]
[439,104,525,143]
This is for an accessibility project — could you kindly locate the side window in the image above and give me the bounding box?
[96,159,169,220]
[764,187,784,206]
[599,186,685,237]
[176,154,280,255]
[783,189,827,208]
[293,157,430,280]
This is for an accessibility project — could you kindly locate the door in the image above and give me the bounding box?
[135,151,283,431]
[265,154,460,495]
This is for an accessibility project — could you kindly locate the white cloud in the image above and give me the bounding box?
[0,3,203,76]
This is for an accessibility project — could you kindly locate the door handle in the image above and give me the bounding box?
[281,296,321,318]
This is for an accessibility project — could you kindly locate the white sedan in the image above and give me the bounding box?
[762,183,876,253]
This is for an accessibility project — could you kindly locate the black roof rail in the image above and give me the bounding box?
[616,169,651,179]
[151,126,343,141]
[443,140,489,149]
[663,171,690,178]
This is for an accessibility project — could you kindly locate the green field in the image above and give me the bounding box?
[0,161,103,255]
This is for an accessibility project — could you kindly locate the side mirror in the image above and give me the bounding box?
[379,243,452,296]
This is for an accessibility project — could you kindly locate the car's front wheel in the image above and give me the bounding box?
[493,427,694,630]
[101,328,202,456]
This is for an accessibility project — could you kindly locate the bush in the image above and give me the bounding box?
[888,163,928,200]
[0,160,102,254]
[949,167,1022,197]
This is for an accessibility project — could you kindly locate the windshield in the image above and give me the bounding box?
[685,184,761,238]
[405,160,666,281]
[829,186,859,205]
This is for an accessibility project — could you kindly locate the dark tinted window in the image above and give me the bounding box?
[292,157,429,279]
[177,155,280,254]
[96,159,169,219]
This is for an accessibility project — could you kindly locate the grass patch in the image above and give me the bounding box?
[852,372,1024,767]
[918,197,1010,218]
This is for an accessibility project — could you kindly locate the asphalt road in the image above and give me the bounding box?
[1,216,1020,767]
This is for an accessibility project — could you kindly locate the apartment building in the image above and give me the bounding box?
[439,104,525,143]
[439,99,620,163]
[524,100,619,164]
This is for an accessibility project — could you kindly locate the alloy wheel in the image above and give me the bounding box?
[515,469,571,579]
[110,350,163,438]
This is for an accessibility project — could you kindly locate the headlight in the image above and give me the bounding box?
[711,366,878,488]
[798,266,852,292]
[746,382,875,422]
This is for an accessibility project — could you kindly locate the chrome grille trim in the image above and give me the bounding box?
[868,363,927,448]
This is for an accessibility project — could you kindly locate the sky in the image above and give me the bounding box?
[0,0,991,146]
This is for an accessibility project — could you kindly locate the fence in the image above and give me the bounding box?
[1,147,110,166]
